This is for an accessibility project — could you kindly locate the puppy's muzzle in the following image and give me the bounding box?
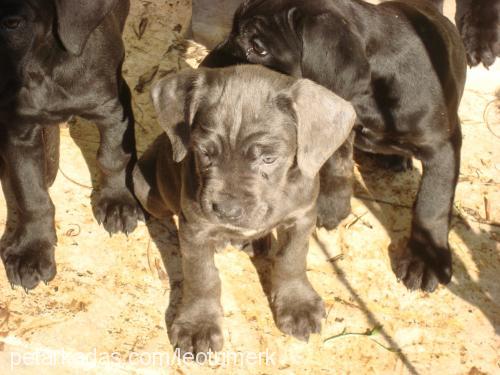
[211,194,243,221]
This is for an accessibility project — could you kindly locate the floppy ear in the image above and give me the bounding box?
[54,0,119,55]
[151,69,206,162]
[288,79,356,178]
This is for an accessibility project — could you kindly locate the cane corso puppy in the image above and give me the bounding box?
[0,0,142,290]
[202,0,468,292]
[133,65,356,353]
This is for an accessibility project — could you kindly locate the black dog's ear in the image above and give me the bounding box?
[288,79,356,178]
[300,13,371,101]
[151,69,205,162]
[54,0,119,55]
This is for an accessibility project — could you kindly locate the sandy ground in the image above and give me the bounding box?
[0,1,499,374]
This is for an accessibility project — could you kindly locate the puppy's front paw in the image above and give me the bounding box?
[457,0,500,67]
[394,240,452,292]
[94,188,144,235]
[316,194,351,230]
[170,313,224,356]
[272,281,325,341]
[2,235,57,290]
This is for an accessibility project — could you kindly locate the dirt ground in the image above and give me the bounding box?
[0,1,499,374]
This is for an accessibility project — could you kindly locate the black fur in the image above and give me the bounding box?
[0,0,142,290]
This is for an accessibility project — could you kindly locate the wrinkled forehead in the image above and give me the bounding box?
[192,69,297,147]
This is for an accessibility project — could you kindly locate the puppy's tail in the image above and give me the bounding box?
[42,126,60,188]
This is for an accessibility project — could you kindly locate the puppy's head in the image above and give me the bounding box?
[202,0,369,100]
[152,65,355,229]
[0,0,119,106]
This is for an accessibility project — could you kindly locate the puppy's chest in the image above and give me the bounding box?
[12,73,98,125]
[212,217,296,253]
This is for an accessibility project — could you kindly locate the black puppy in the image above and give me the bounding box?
[191,0,500,68]
[202,0,468,292]
[133,65,356,353]
[0,0,142,290]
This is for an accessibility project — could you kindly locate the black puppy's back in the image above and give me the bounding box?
[381,0,467,115]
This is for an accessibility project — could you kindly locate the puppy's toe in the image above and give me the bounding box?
[170,318,223,357]
[273,286,325,341]
[394,242,452,292]
[400,259,439,292]
[3,239,56,290]
[94,189,143,235]
[459,5,500,68]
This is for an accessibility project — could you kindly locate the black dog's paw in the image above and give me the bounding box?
[457,0,500,67]
[316,194,351,230]
[374,154,413,173]
[272,283,325,341]
[94,188,144,235]
[2,237,56,290]
[394,240,452,292]
[170,315,224,356]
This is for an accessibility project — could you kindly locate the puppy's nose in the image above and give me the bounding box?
[212,199,243,220]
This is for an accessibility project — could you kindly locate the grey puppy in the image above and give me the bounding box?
[133,65,356,354]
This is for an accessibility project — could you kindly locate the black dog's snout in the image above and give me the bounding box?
[212,197,243,220]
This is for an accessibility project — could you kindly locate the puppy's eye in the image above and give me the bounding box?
[250,38,268,56]
[1,17,22,30]
[200,149,211,161]
[197,147,215,168]
[262,155,277,165]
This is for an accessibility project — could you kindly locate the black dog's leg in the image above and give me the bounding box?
[169,218,224,355]
[456,0,500,68]
[0,125,58,290]
[316,133,354,230]
[395,129,461,292]
[88,77,142,235]
[270,211,325,341]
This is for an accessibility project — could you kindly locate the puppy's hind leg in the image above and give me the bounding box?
[316,132,354,230]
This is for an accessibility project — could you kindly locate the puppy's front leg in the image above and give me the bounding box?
[0,125,57,290]
[394,130,461,292]
[170,218,224,356]
[456,0,500,67]
[87,79,143,235]
[270,211,325,341]
[316,133,354,230]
